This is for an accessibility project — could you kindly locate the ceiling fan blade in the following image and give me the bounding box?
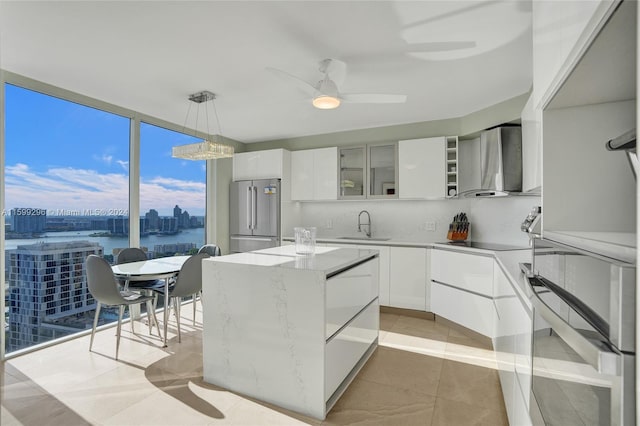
[340,93,407,104]
[265,67,317,96]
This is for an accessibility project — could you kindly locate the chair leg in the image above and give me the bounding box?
[116,305,125,360]
[130,304,135,334]
[146,300,153,335]
[89,303,101,352]
[174,298,181,343]
[192,293,197,326]
[146,300,161,338]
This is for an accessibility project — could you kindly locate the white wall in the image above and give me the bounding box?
[286,196,539,246]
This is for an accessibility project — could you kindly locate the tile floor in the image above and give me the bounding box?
[1,304,507,425]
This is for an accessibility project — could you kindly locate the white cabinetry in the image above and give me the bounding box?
[291,147,338,200]
[389,247,428,310]
[493,266,533,426]
[398,137,446,199]
[520,94,541,192]
[430,249,494,337]
[325,242,391,307]
[233,148,288,181]
[532,0,615,107]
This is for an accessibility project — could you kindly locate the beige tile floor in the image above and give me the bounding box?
[1,304,507,426]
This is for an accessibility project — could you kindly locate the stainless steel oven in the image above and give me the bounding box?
[523,238,635,425]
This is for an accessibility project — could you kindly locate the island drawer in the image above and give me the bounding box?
[326,257,379,339]
[324,300,378,401]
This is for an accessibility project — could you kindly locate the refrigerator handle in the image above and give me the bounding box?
[252,186,258,230]
[246,186,253,230]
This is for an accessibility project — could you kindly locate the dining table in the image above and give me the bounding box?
[111,255,190,347]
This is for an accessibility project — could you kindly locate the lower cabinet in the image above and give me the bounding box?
[431,249,494,337]
[431,282,495,337]
[389,247,428,310]
[493,264,533,426]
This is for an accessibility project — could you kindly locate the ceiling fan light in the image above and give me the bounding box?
[312,95,341,109]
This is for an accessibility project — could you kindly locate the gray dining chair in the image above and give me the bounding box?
[86,254,159,359]
[151,253,209,343]
[194,244,222,323]
[116,247,163,336]
[198,244,221,257]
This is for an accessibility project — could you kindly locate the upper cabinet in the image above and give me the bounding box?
[521,94,541,192]
[233,148,287,181]
[368,143,398,199]
[339,143,397,199]
[540,0,636,252]
[398,136,456,199]
[339,146,366,198]
[532,0,617,108]
[291,147,338,201]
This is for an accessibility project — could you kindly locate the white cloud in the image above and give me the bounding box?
[5,164,205,215]
[116,160,129,171]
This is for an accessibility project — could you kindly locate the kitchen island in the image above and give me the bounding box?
[201,245,380,420]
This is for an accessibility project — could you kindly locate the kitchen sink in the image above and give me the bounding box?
[336,236,391,241]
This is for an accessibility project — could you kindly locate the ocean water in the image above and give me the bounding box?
[4,227,205,255]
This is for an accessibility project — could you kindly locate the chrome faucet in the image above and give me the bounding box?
[357,210,371,238]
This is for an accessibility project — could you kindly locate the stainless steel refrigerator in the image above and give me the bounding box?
[229,179,280,253]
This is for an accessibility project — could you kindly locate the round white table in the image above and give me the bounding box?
[112,256,190,347]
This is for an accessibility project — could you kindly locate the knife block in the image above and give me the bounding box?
[447,222,469,241]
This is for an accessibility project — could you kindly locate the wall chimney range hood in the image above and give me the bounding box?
[460,126,523,197]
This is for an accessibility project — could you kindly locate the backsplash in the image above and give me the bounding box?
[286,196,540,246]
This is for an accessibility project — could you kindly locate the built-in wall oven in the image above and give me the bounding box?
[522,238,635,425]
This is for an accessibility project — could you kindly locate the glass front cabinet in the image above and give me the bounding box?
[338,143,398,199]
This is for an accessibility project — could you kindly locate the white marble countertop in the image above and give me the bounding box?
[283,236,529,251]
[206,244,379,276]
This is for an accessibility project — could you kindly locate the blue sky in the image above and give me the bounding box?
[5,84,206,216]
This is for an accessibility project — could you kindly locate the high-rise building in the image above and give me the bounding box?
[145,209,159,230]
[7,240,103,351]
[107,217,147,235]
[11,207,47,233]
[180,211,190,228]
[153,242,196,256]
[173,205,182,220]
[159,217,178,234]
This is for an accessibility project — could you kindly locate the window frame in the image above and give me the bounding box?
[0,70,216,360]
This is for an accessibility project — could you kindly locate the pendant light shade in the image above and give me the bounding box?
[172,91,234,160]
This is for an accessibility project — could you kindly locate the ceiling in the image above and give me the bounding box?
[0,1,533,143]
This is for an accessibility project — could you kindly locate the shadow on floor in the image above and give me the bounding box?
[1,362,92,425]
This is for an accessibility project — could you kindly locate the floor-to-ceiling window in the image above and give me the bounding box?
[3,84,130,354]
[139,123,206,258]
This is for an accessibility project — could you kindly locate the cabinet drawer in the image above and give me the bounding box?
[326,258,378,339]
[325,301,378,401]
[431,282,495,337]
[431,250,493,296]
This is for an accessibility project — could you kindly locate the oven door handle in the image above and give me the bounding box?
[525,275,620,375]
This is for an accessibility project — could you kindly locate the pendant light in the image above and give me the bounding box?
[172,91,234,160]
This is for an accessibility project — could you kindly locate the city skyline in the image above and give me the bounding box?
[5,84,206,216]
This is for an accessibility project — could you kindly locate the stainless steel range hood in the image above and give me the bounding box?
[460,126,522,197]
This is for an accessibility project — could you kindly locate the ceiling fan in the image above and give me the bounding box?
[266,58,407,110]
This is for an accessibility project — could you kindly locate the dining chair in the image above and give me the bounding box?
[152,253,209,343]
[195,244,222,324]
[86,254,159,359]
[116,247,163,335]
[198,244,222,256]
